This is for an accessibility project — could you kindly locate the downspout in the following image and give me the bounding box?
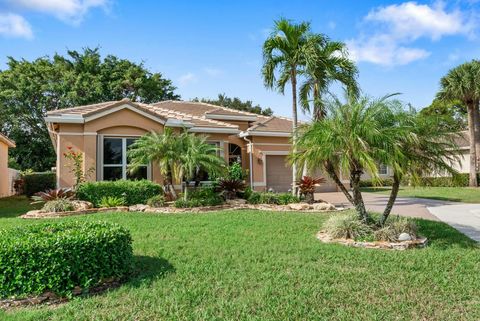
[242,135,254,189]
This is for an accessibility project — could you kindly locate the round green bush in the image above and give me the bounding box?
[0,221,133,298]
[146,194,165,207]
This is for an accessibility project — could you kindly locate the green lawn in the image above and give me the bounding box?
[362,186,480,203]
[0,200,479,320]
[0,196,40,218]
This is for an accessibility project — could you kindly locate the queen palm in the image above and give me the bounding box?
[262,18,316,195]
[437,60,480,187]
[299,39,358,121]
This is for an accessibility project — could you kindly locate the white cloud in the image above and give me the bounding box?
[347,1,477,66]
[178,73,197,86]
[0,13,33,39]
[204,67,223,77]
[8,0,109,24]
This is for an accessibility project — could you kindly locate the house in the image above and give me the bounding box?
[0,133,15,198]
[44,98,338,192]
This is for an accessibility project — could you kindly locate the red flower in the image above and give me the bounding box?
[67,146,72,150]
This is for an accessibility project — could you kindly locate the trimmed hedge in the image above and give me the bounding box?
[76,180,162,207]
[23,172,56,196]
[175,187,224,208]
[403,174,473,187]
[0,221,133,298]
[247,192,300,205]
[359,178,394,188]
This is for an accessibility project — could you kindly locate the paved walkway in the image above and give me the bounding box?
[316,192,480,242]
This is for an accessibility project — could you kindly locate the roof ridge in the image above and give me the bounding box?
[46,101,117,115]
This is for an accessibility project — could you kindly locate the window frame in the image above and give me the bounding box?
[378,163,388,175]
[100,136,151,181]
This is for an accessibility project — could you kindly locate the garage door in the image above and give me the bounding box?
[266,155,292,192]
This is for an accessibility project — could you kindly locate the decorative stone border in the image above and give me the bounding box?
[316,231,428,250]
[21,201,339,219]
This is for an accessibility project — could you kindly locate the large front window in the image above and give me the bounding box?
[102,137,149,181]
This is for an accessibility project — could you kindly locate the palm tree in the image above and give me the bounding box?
[292,94,403,223]
[437,60,480,187]
[127,128,181,198]
[299,38,359,121]
[177,132,226,201]
[262,18,317,195]
[379,110,460,225]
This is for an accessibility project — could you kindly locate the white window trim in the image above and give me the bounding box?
[100,136,151,181]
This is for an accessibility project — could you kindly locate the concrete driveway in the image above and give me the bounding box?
[316,192,453,221]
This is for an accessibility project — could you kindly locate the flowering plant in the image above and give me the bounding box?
[64,147,93,189]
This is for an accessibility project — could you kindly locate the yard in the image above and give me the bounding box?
[0,197,479,320]
[362,186,480,203]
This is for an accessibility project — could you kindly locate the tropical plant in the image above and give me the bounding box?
[146,195,166,207]
[31,188,75,204]
[262,18,317,195]
[437,60,480,187]
[99,196,126,208]
[63,147,93,189]
[323,212,373,240]
[217,178,246,200]
[296,176,326,203]
[227,161,246,181]
[299,37,358,121]
[42,199,75,213]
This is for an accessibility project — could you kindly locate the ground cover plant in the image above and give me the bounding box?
[0,209,478,320]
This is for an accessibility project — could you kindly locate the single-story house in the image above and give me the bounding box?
[44,98,338,192]
[0,133,15,198]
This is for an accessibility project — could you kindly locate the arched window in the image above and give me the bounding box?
[228,143,242,165]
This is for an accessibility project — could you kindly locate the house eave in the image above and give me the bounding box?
[188,127,240,134]
[239,131,291,137]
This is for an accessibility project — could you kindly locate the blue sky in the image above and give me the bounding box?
[0,0,479,119]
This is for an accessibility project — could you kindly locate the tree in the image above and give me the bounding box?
[299,37,358,120]
[420,99,467,131]
[437,60,480,187]
[192,94,273,116]
[262,18,317,195]
[380,110,460,225]
[128,129,225,200]
[292,94,405,223]
[0,47,180,171]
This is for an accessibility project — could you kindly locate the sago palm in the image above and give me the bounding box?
[262,18,317,194]
[437,60,480,187]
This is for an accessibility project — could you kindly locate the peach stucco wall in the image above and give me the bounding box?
[0,142,9,197]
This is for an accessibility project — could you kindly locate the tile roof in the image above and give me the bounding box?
[0,133,15,148]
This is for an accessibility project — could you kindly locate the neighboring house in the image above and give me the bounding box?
[44,98,338,192]
[0,133,15,198]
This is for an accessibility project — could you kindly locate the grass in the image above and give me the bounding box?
[0,200,479,320]
[362,186,480,203]
[0,196,40,218]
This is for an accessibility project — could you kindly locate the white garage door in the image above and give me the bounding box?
[266,155,292,192]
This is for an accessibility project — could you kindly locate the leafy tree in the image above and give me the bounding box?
[262,18,317,195]
[437,60,480,187]
[299,37,358,120]
[193,94,273,116]
[0,47,179,171]
[128,129,225,200]
[420,98,467,131]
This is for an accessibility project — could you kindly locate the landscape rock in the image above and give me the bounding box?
[398,233,412,241]
[129,204,151,212]
[71,200,93,211]
[226,199,247,206]
[288,203,311,210]
[311,202,336,211]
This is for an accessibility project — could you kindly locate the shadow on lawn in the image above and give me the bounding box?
[126,255,175,288]
[416,219,479,250]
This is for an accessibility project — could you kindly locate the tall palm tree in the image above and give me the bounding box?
[299,38,359,121]
[262,18,316,195]
[177,132,226,201]
[437,60,480,187]
[292,93,403,223]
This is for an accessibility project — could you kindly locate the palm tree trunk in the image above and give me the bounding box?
[291,68,298,196]
[473,101,480,175]
[350,169,368,223]
[379,172,400,226]
[467,103,478,187]
[324,161,354,204]
[184,181,188,201]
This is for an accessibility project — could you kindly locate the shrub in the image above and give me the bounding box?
[297,176,326,203]
[216,178,245,199]
[23,172,56,196]
[76,180,162,207]
[359,178,394,187]
[42,199,75,213]
[227,161,246,181]
[146,195,166,207]
[174,187,223,208]
[374,217,418,241]
[247,192,300,205]
[0,221,133,298]
[99,196,126,208]
[402,174,474,187]
[323,213,373,240]
[242,186,253,200]
[31,188,75,204]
